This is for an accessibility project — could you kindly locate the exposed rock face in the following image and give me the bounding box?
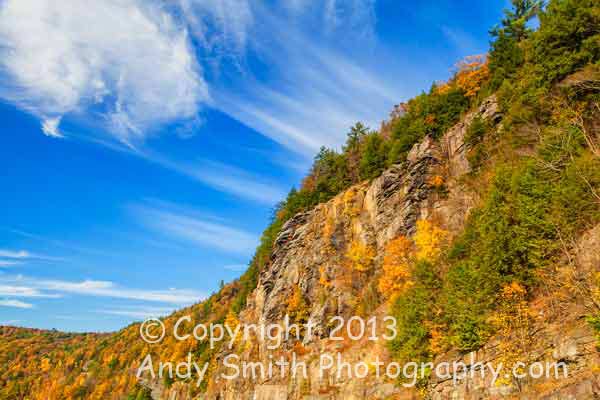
[253,97,499,333]
[156,96,599,399]
[219,97,497,400]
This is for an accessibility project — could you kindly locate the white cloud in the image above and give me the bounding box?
[0,0,400,159]
[133,203,257,255]
[0,299,34,309]
[36,279,202,304]
[0,284,61,298]
[0,0,206,144]
[41,116,64,138]
[205,2,401,156]
[0,250,30,259]
[0,248,62,262]
[178,0,253,63]
[0,276,204,305]
[323,0,377,42]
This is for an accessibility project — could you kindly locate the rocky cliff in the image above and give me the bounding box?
[174,94,597,400]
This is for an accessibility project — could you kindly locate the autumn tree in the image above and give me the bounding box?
[455,55,490,98]
[224,311,241,346]
[378,235,414,299]
[489,282,534,387]
[413,219,448,262]
[287,285,309,337]
[346,241,376,272]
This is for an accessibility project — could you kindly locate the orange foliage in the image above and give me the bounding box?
[429,175,444,188]
[455,54,489,98]
[434,81,452,95]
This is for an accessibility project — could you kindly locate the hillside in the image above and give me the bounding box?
[1,0,600,399]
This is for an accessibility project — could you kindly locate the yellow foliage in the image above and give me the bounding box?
[490,281,534,387]
[414,219,447,261]
[378,235,413,298]
[342,188,355,204]
[287,285,303,312]
[346,241,375,272]
[224,311,241,344]
[287,285,309,334]
[342,187,362,217]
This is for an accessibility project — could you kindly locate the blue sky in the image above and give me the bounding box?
[0,0,506,332]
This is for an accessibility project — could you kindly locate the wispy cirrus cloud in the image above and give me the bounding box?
[148,155,287,205]
[205,2,402,156]
[178,0,253,64]
[323,0,377,43]
[132,202,257,255]
[36,279,202,304]
[0,284,60,298]
[0,0,206,145]
[0,0,400,158]
[0,249,31,259]
[0,299,34,309]
[0,248,61,261]
[0,276,204,305]
[186,160,286,205]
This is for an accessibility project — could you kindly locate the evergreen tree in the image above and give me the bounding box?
[359,133,388,180]
[344,122,370,182]
[491,0,543,41]
[489,0,542,88]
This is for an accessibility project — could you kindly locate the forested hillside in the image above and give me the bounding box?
[1,0,599,399]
